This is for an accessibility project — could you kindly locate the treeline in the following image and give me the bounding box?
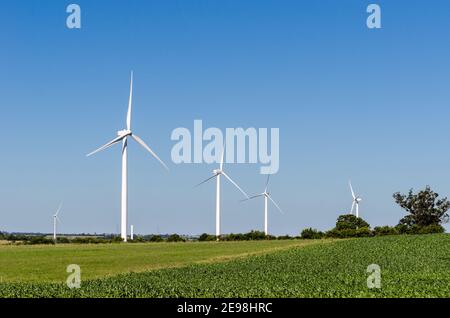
[0,231,297,245]
[300,214,445,240]
[301,186,449,239]
[197,231,295,242]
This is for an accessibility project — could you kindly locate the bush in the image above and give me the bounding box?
[355,227,372,237]
[167,234,185,242]
[148,235,164,242]
[418,224,445,234]
[336,214,370,230]
[325,227,371,239]
[245,231,267,241]
[373,226,399,236]
[198,233,215,242]
[301,228,324,240]
[277,235,294,240]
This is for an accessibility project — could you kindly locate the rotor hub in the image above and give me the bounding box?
[117,129,132,137]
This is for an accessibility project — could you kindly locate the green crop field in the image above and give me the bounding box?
[0,234,449,298]
[0,239,321,283]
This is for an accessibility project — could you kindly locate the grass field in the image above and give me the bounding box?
[0,234,449,297]
[0,239,320,283]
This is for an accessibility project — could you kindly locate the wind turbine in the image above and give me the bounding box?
[53,203,62,242]
[87,72,168,242]
[349,180,362,218]
[196,147,249,239]
[243,175,283,236]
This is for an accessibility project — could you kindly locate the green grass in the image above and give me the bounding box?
[1,234,449,297]
[0,239,319,283]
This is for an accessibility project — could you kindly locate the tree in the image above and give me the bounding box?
[335,214,370,230]
[393,186,450,228]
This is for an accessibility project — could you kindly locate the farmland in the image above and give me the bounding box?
[0,239,320,283]
[0,234,449,297]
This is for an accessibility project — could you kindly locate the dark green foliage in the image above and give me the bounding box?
[148,235,164,242]
[220,231,279,241]
[393,186,450,228]
[198,233,216,241]
[167,234,185,242]
[324,215,372,238]
[336,214,370,230]
[373,226,399,236]
[325,227,372,238]
[300,228,324,239]
[395,223,445,235]
[276,235,294,240]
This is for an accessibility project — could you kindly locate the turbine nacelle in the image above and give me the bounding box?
[213,169,223,175]
[117,129,132,137]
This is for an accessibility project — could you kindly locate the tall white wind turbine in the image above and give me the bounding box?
[53,203,62,242]
[243,175,283,236]
[87,72,168,242]
[349,180,362,218]
[196,147,249,239]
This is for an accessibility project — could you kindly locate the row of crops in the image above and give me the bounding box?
[0,234,449,298]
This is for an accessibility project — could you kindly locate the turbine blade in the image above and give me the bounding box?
[194,174,218,188]
[265,174,271,192]
[267,195,283,214]
[126,71,133,131]
[222,172,249,199]
[351,201,356,214]
[87,135,124,157]
[240,194,265,202]
[349,180,356,199]
[220,144,225,170]
[131,135,169,171]
[55,202,63,217]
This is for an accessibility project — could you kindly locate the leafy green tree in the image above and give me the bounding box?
[167,234,185,242]
[301,228,324,239]
[393,186,450,228]
[335,214,370,230]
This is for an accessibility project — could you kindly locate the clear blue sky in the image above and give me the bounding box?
[1,0,450,235]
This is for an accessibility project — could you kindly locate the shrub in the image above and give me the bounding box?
[277,235,293,240]
[373,226,399,236]
[301,228,324,240]
[148,235,164,242]
[336,214,370,230]
[167,234,185,242]
[198,233,215,242]
[418,224,445,235]
[355,227,372,237]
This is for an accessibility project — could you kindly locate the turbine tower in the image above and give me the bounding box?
[349,180,362,218]
[53,203,62,242]
[243,175,283,235]
[196,147,249,239]
[87,72,168,242]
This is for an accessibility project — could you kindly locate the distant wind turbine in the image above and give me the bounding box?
[196,146,249,239]
[87,72,168,242]
[242,175,283,235]
[53,203,63,242]
[349,180,362,218]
